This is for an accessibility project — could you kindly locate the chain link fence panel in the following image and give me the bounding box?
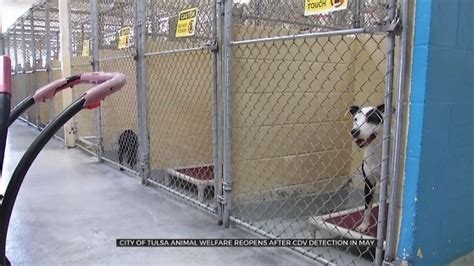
[98,57,139,173]
[227,1,399,264]
[97,0,139,173]
[144,0,217,209]
[70,0,97,154]
[147,49,215,206]
[72,60,96,153]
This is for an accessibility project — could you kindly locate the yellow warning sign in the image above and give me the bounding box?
[82,39,90,56]
[304,0,348,16]
[175,8,198,38]
[118,27,131,49]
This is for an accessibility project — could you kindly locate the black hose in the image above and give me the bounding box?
[0,97,85,266]
[0,93,11,173]
[9,96,34,126]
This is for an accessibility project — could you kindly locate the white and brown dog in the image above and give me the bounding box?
[348,104,385,233]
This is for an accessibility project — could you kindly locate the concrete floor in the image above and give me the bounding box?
[1,122,317,265]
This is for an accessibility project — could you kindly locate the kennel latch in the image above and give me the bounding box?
[203,40,218,52]
[217,195,225,205]
[365,9,401,34]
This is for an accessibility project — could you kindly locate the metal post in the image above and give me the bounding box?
[21,17,30,121]
[358,0,365,27]
[150,2,157,39]
[45,0,55,123]
[81,23,85,53]
[353,0,361,28]
[13,29,18,74]
[135,0,151,185]
[374,0,397,265]
[213,0,224,225]
[91,0,103,161]
[222,0,233,228]
[384,0,409,263]
[255,0,261,26]
[55,31,60,60]
[30,9,40,128]
[58,0,77,147]
[21,19,27,75]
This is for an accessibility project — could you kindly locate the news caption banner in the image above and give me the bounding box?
[117,239,376,247]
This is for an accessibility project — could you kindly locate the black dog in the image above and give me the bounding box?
[118,129,138,171]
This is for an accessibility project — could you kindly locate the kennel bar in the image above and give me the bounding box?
[230,27,366,46]
[238,14,345,31]
[45,2,58,131]
[97,55,132,62]
[135,0,151,185]
[91,0,103,161]
[12,30,18,74]
[374,0,398,264]
[30,9,40,127]
[214,0,225,224]
[384,0,409,263]
[143,46,209,57]
[222,0,234,229]
[20,18,31,121]
[20,19,26,74]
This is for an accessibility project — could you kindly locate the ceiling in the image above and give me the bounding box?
[1,0,37,32]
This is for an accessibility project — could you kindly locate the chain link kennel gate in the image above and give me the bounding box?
[221,0,401,264]
[95,0,140,174]
[144,0,220,212]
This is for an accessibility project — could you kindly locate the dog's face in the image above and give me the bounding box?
[348,104,385,148]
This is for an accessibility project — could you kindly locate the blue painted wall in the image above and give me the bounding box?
[398,0,473,265]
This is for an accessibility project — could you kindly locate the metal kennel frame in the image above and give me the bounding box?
[3,0,410,265]
[219,0,406,265]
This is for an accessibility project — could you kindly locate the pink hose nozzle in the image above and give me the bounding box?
[32,72,126,105]
[82,72,126,109]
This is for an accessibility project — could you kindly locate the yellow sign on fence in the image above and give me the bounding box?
[175,8,198,38]
[304,0,348,16]
[82,39,90,56]
[118,27,131,49]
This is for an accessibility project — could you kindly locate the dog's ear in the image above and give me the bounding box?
[376,104,385,113]
[348,106,360,116]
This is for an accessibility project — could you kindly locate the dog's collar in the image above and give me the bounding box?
[366,133,377,145]
[357,133,378,148]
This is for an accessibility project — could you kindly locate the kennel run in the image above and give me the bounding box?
[3,0,409,265]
